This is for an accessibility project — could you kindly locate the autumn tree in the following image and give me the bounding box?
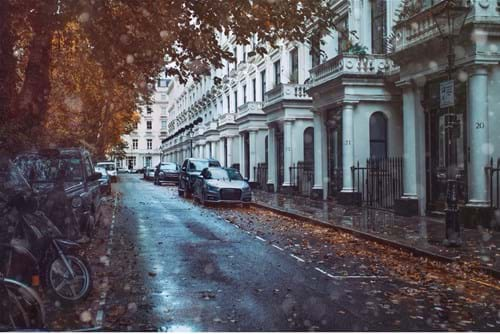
[0,0,338,154]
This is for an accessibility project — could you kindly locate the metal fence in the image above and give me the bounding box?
[253,163,268,190]
[352,157,403,209]
[486,158,500,208]
[289,161,314,197]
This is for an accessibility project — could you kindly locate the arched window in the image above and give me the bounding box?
[303,127,314,163]
[370,112,388,159]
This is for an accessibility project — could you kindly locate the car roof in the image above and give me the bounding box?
[17,147,89,158]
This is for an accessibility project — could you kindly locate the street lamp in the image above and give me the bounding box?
[431,0,470,247]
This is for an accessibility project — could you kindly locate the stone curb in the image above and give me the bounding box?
[251,201,500,279]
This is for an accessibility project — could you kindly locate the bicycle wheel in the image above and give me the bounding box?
[0,278,46,330]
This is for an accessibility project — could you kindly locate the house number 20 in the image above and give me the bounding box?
[475,122,485,129]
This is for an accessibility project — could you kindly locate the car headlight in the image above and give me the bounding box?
[72,197,83,208]
[207,184,219,192]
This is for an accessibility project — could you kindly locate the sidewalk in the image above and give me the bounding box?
[252,190,500,277]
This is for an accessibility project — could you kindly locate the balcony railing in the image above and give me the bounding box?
[218,113,236,127]
[263,84,311,108]
[391,0,487,54]
[236,102,263,120]
[309,54,396,88]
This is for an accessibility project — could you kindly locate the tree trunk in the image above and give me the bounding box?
[0,1,17,150]
[15,0,57,148]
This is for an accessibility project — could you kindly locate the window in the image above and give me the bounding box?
[227,95,230,112]
[145,156,152,167]
[147,139,153,150]
[290,48,299,83]
[147,121,152,130]
[273,60,281,86]
[132,139,138,149]
[161,106,167,115]
[260,70,266,101]
[134,122,138,130]
[161,94,167,100]
[161,120,167,129]
[146,106,152,114]
[310,32,321,67]
[243,85,247,104]
[369,112,388,159]
[252,78,256,101]
[371,0,387,54]
[338,17,349,54]
[234,91,238,112]
[157,79,169,87]
[127,156,137,168]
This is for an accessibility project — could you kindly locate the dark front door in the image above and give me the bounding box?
[425,81,466,213]
[244,133,250,178]
[276,129,284,189]
[327,114,343,198]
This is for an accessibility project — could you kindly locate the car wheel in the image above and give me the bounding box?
[178,189,184,197]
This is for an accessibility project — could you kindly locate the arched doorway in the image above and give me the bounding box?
[369,112,388,159]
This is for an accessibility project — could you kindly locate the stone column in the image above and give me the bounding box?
[205,143,210,159]
[312,110,325,200]
[219,138,226,166]
[394,82,422,216]
[282,119,293,188]
[267,126,277,191]
[239,134,246,176]
[467,65,489,206]
[338,102,361,205]
[227,137,233,167]
[249,130,257,182]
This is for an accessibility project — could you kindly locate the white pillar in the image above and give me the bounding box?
[282,119,293,187]
[239,134,246,177]
[205,143,210,159]
[468,65,489,205]
[402,85,418,198]
[312,111,325,199]
[249,130,257,182]
[341,103,355,192]
[227,137,233,167]
[219,138,225,166]
[267,126,277,190]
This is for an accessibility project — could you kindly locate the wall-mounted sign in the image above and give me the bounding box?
[440,80,455,109]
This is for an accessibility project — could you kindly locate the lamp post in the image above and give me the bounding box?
[432,0,470,247]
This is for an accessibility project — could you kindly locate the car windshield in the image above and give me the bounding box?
[227,169,244,181]
[97,163,115,171]
[95,167,108,176]
[15,155,84,185]
[190,160,220,172]
[207,169,229,180]
[160,163,178,171]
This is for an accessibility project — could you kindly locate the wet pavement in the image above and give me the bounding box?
[252,190,500,274]
[91,174,500,331]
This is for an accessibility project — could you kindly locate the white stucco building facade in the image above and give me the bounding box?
[119,78,170,171]
[161,0,500,228]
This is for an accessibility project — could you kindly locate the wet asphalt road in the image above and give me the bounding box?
[102,174,497,331]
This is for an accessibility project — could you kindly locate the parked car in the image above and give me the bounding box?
[15,148,102,240]
[95,161,117,182]
[178,158,221,197]
[95,166,111,195]
[154,162,180,185]
[193,167,251,205]
[143,167,155,180]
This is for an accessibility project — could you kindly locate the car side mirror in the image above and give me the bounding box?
[244,178,249,182]
[182,166,186,172]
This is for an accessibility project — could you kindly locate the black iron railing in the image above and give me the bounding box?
[253,163,268,190]
[289,161,314,197]
[486,158,500,208]
[351,157,403,209]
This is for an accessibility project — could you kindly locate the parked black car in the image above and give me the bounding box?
[178,158,221,197]
[15,148,102,240]
[154,162,179,185]
[193,167,252,205]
